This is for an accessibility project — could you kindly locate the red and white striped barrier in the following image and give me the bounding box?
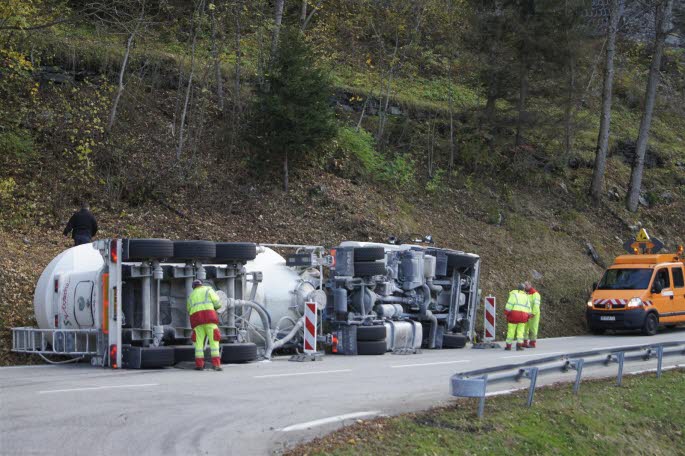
[484,296,496,342]
[303,301,317,354]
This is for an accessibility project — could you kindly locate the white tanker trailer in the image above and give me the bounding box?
[12,237,480,368]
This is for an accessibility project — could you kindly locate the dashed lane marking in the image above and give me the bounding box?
[391,360,471,368]
[39,383,159,394]
[254,369,352,379]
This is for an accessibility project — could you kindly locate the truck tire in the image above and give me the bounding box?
[356,325,387,341]
[641,312,658,336]
[357,340,387,355]
[442,333,467,349]
[221,342,258,363]
[353,261,387,277]
[122,239,174,261]
[173,240,216,261]
[354,247,385,262]
[214,242,257,262]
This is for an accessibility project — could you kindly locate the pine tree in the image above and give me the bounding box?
[251,26,336,192]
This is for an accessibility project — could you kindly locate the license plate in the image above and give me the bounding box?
[600,316,616,321]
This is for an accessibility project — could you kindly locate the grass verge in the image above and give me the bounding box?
[286,369,685,456]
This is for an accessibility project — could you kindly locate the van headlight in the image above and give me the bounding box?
[628,298,643,308]
[587,300,593,308]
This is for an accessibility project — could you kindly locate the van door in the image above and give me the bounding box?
[668,266,685,322]
[651,268,676,324]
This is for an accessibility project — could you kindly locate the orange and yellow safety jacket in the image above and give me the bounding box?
[187,285,221,328]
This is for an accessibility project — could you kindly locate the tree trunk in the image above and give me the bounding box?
[515,64,528,146]
[230,0,244,155]
[589,0,624,202]
[626,0,673,212]
[563,0,576,158]
[563,55,576,157]
[210,2,224,112]
[177,4,201,159]
[300,0,307,27]
[283,149,289,192]
[107,31,135,132]
[270,0,285,61]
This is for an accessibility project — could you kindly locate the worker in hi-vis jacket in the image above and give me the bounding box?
[187,280,223,371]
[522,281,541,348]
[504,284,533,351]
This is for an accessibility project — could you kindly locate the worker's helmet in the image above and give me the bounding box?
[517,283,525,291]
[192,279,203,288]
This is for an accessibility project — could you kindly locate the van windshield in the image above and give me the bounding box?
[598,269,653,290]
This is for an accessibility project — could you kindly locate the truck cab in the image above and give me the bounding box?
[586,251,685,335]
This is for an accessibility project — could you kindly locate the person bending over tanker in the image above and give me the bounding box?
[187,279,223,371]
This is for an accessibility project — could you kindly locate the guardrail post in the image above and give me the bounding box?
[655,345,664,378]
[517,367,539,407]
[566,359,585,395]
[605,352,625,386]
[450,374,489,418]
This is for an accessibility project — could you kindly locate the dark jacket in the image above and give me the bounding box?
[63,208,98,240]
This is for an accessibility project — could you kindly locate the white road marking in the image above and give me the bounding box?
[627,365,681,376]
[39,383,159,394]
[0,365,56,370]
[391,360,471,368]
[279,411,381,432]
[485,388,525,397]
[254,369,352,379]
[499,351,565,359]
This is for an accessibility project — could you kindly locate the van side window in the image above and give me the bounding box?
[654,269,670,290]
[673,267,684,288]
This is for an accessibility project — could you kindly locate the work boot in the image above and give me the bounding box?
[504,344,512,351]
[516,343,524,351]
[211,357,222,371]
[521,340,529,348]
[529,340,536,349]
[194,359,204,371]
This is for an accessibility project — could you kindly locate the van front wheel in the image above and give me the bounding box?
[641,313,658,336]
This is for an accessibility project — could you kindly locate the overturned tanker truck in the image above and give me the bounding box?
[11,237,480,368]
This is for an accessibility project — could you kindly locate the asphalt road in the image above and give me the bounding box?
[1,330,684,456]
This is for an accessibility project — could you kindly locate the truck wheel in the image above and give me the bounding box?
[173,240,216,261]
[356,325,387,341]
[214,242,257,262]
[641,313,658,336]
[221,343,258,363]
[353,261,387,277]
[354,247,385,262]
[357,340,386,355]
[123,239,174,261]
[442,333,467,349]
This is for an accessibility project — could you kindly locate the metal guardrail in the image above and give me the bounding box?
[12,327,101,356]
[450,340,685,417]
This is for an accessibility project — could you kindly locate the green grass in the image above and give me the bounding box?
[287,369,685,456]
